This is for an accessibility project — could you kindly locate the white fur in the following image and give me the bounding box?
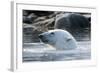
[39,29,77,50]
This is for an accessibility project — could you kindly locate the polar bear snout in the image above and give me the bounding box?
[38,34,44,39]
[39,34,49,43]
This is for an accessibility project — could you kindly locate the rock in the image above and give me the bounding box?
[23,13,37,24]
[55,13,90,31]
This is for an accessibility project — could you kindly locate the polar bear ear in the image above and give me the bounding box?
[66,38,72,42]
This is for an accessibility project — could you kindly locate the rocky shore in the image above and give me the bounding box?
[23,10,91,43]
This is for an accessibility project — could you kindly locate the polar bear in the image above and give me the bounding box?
[39,29,77,50]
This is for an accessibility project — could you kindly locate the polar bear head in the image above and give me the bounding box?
[39,29,77,50]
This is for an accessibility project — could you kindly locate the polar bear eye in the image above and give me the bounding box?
[51,32,54,35]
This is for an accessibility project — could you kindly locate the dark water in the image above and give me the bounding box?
[23,41,91,62]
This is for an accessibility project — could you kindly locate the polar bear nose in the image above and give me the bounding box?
[38,34,44,38]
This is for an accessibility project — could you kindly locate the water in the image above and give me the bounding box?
[23,41,91,62]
